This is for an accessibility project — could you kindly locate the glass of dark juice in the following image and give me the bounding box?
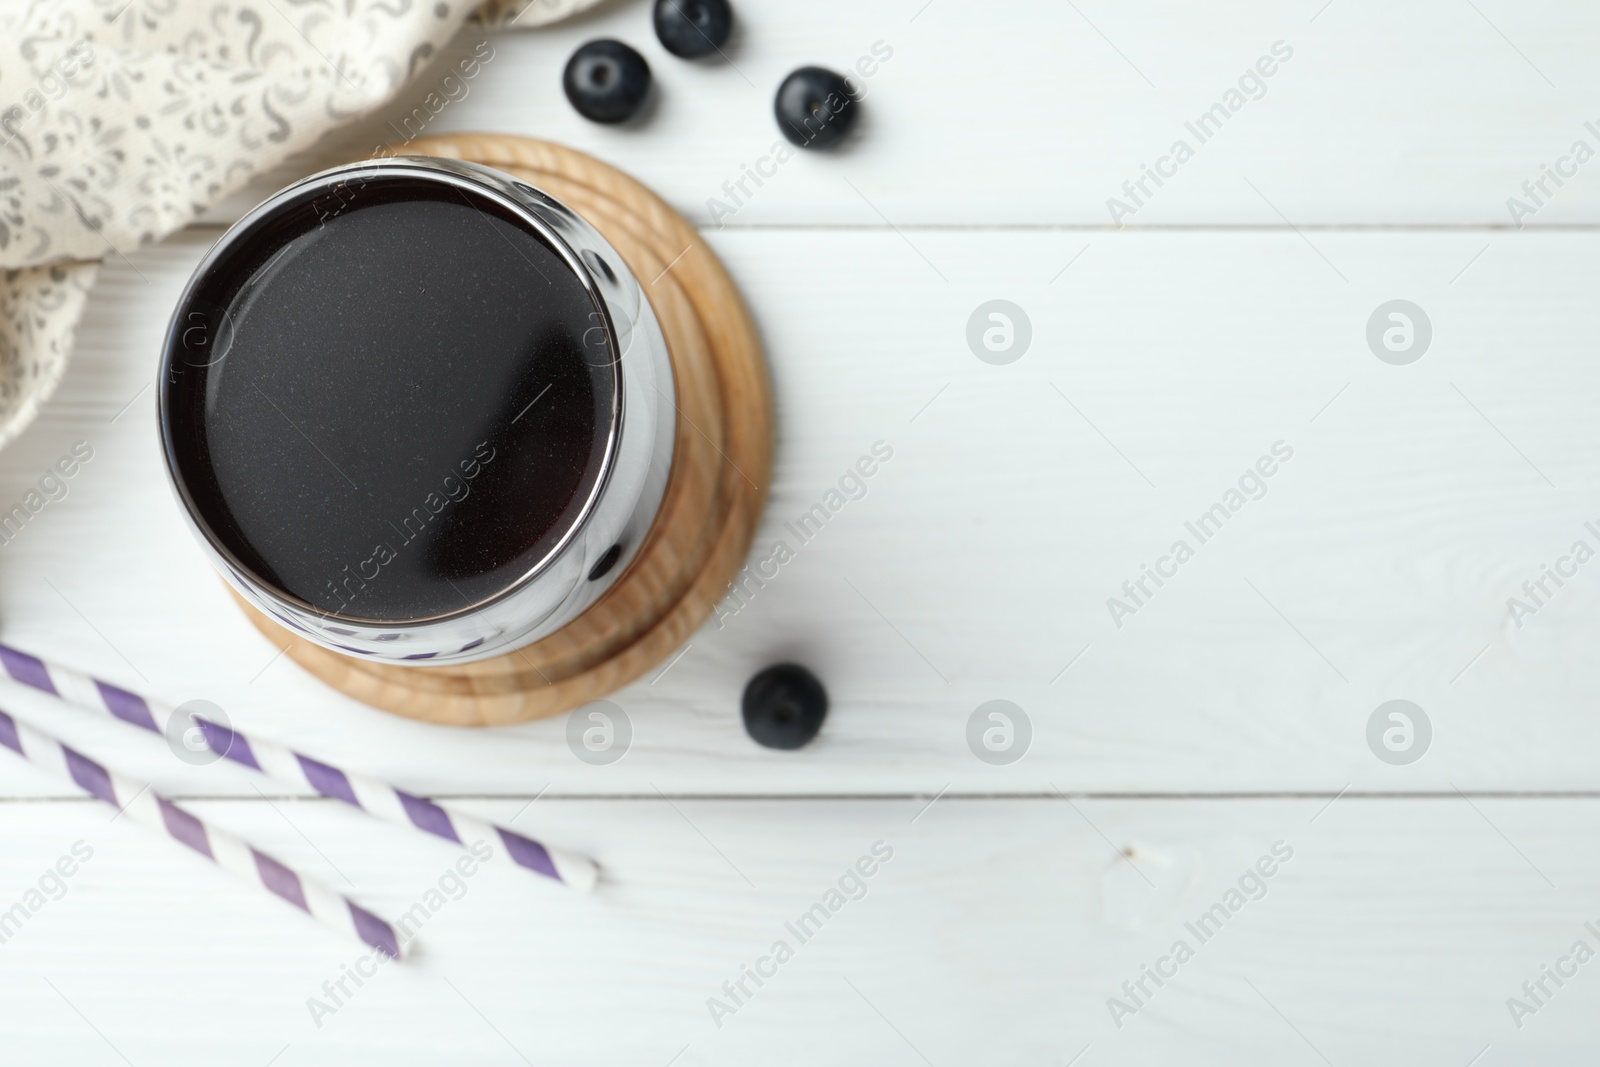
[159,158,675,663]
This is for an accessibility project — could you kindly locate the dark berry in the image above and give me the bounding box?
[774,66,858,149]
[563,40,651,124]
[741,664,828,750]
[653,0,733,59]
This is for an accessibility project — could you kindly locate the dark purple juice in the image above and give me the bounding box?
[162,175,618,621]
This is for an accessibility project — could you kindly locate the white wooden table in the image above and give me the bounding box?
[5,1,1600,1063]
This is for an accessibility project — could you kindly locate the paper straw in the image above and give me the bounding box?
[0,704,403,958]
[0,643,598,892]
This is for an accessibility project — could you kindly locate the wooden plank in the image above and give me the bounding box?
[0,795,1590,1064]
[199,0,1600,229]
[2,226,1595,796]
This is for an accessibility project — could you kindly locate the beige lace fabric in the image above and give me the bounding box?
[0,0,597,450]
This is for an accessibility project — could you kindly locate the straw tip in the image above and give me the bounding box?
[347,901,406,961]
[559,856,601,892]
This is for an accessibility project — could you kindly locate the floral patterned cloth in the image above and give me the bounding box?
[0,0,596,450]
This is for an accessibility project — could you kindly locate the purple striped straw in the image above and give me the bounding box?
[0,705,403,958]
[0,643,598,891]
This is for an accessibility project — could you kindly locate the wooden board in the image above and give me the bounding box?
[20,226,1600,799]
[234,135,773,726]
[203,0,1600,230]
[0,794,1594,1065]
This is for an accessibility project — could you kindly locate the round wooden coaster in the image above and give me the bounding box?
[233,134,771,726]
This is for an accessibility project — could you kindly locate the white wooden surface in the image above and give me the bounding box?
[4,1,1600,1063]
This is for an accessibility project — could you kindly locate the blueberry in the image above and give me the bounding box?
[563,40,651,124]
[741,664,827,750]
[653,0,733,59]
[774,66,858,149]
